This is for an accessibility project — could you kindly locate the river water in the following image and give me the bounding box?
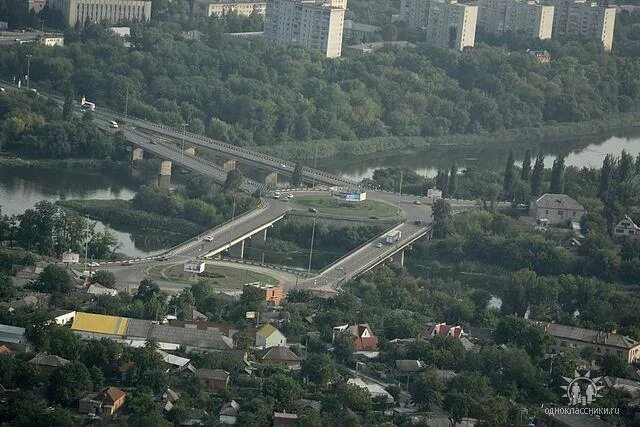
[0,166,161,257]
[319,132,640,180]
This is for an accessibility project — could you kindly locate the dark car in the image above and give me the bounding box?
[309,208,317,213]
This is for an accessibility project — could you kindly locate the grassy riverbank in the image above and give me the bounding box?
[58,199,206,237]
[256,113,640,161]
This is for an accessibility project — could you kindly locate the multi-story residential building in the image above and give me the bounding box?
[478,0,553,39]
[547,0,615,50]
[400,0,431,28]
[425,0,477,50]
[49,0,152,27]
[264,0,347,58]
[194,0,267,17]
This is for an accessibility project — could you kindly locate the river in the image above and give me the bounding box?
[0,165,162,257]
[319,131,640,180]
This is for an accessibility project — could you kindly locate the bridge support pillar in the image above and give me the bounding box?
[131,147,144,161]
[229,239,245,259]
[184,147,196,156]
[251,229,268,249]
[391,250,404,267]
[159,160,172,176]
[265,171,278,189]
[223,159,236,172]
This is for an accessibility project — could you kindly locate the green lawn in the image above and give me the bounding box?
[293,194,397,218]
[149,263,279,289]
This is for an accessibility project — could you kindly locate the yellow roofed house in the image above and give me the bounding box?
[255,324,287,350]
[71,312,129,338]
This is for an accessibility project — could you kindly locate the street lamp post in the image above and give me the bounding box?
[307,216,317,274]
[181,123,188,158]
[25,54,32,89]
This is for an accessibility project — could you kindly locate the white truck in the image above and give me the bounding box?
[80,96,96,111]
[385,231,402,245]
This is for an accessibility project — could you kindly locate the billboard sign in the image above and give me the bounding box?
[184,260,205,274]
[62,252,80,263]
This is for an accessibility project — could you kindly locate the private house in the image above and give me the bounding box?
[167,320,239,338]
[257,346,302,369]
[181,409,208,426]
[528,49,551,63]
[219,400,240,424]
[395,359,425,373]
[156,388,180,412]
[0,345,15,357]
[157,350,196,373]
[52,309,76,325]
[347,377,394,403]
[255,324,287,349]
[195,368,230,391]
[0,324,30,352]
[79,386,126,416]
[244,283,284,305]
[86,283,118,297]
[529,194,586,225]
[603,376,640,396]
[71,312,234,351]
[614,215,640,239]
[28,353,70,374]
[429,322,464,338]
[273,412,299,426]
[536,321,640,364]
[334,324,379,352]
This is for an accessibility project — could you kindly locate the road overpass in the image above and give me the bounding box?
[94,108,359,189]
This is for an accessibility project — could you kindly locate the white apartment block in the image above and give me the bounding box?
[194,0,267,17]
[400,0,431,28]
[49,0,152,27]
[425,0,477,50]
[264,0,347,58]
[478,0,553,39]
[547,0,615,50]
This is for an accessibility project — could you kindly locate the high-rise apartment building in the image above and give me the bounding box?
[194,0,267,17]
[400,0,431,28]
[478,0,553,39]
[264,0,347,58]
[425,0,477,50]
[547,0,615,50]
[49,0,152,27]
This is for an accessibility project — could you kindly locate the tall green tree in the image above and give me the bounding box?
[503,150,515,198]
[520,149,532,182]
[598,154,614,200]
[617,149,634,183]
[31,264,73,293]
[222,169,243,192]
[448,162,458,198]
[409,370,443,410]
[550,156,565,193]
[62,90,75,121]
[530,153,545,196]
[432,199,452,239]
[291,163,303,187]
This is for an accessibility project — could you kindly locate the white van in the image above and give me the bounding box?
[109,120,118,128]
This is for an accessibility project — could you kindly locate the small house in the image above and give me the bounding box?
[219,400,240,425]
[257,346,301,369]
[529,194,586,225]
[429,323,464,339]
[255,324,287,349]
[79,386,126,416]
[195,369,230,391]
[273,412,299,427]
[28,353,70,374]
[614,215,640,239]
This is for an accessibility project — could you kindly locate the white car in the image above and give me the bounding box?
[204,235,214,242]
[88,262,100,267]
[375,243,383,248]
[109,120,118,128]
[287,194,294,198]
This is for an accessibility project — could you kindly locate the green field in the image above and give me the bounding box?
[293,194,397,218]
[149,263,279,289]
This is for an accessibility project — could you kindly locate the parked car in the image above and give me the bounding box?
[88,262,100,267]
[375,242,383,248]
[121,260,132,266]
[413,200,422,205]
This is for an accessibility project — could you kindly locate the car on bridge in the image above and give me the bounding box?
[375,242,383,248]
[204,235,214,242]
[121,260,132,266]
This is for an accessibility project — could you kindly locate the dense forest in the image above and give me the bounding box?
[0,9,639,152]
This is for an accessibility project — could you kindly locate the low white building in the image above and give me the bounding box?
[347,377,394,403]
[255,324,287,349]
[38,34,64,47]
[52,309,76,325]
[529,193,586,225]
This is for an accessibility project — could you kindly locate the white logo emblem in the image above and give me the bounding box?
[561,371,605,406]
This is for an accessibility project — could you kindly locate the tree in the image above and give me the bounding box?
[48,362,93,405]
[262,374,302,403]
[90,270,116,288]
[530,153,545,196]
[223,169,243,192]
[409,370,444,410]
[62,90,75,121]
[448,162,458,197]
[503,150,515,198]
[550,156,565,194]
[0,273,16,299]
[31,265,73,293]
[236,398,273,427]
[336,383,372,414]
[520,149,532,182]
[135,278,160,303]
[302,353,338,387]
[333,331,355,363]
[598,154,614,200]
[617,150,634,183]
[432,199,452,239]
[291,163,303,187]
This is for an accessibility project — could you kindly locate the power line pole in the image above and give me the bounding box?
[25,54,32,89]
[396,170,403,214]
[312,145,318,188]
[124,83,129,122]
[181,123,188,158]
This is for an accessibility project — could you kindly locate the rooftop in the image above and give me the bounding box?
[72,312,129,336]
[258,346,301,362]
[256,324,278,338]
[534,194,585,211]
[195,368,230,381]
[538,321,640,350]
[28,354,70,368]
